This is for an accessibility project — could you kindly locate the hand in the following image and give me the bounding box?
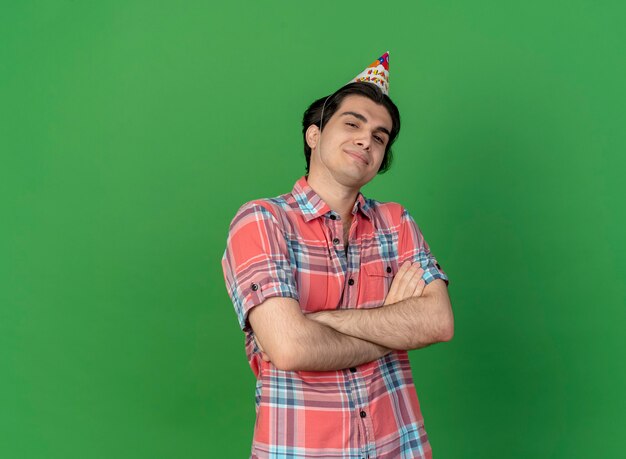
[383,261,425,306]
[254,335,271,362]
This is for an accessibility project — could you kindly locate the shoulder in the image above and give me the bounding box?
[228,193,294,232]
[363,197,408,225]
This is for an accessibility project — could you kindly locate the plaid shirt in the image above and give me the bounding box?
[222,176,448,459]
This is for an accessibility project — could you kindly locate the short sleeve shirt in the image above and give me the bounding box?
[222,176,448,459]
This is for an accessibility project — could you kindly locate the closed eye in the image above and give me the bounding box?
[374,134,389,145]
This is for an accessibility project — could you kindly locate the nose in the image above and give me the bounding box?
[354,132,371,150]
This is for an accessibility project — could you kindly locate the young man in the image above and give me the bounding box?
[222,52,453,459]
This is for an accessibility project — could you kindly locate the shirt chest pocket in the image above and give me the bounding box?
[358,262,395,308]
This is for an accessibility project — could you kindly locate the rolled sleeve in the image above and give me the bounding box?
[398,207,449,286]
[222,202,299,331]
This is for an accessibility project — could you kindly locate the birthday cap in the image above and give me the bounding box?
[348,51,390,95]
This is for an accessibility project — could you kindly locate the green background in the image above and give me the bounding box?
[2,1,625,457]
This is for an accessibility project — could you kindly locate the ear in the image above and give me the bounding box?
[305,124,320,150]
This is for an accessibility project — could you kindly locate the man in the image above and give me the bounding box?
[222,52,453,459]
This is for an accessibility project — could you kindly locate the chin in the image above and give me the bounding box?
[335,171,372,189]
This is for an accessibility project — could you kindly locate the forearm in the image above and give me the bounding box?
[309,291,453,350]
[274,317,391,371]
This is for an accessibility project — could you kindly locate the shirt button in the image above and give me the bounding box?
[360,410,367,418]
[349,367,357,373]
[348,278,354,286]
[251,283,258,291]
[330,214,336,220]
[386,266,392,273]
[332,238,340,245]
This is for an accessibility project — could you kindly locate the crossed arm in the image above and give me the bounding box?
[248,262,454,372]
[248,297,391,371]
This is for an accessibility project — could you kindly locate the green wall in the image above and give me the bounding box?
[2,1,625,457]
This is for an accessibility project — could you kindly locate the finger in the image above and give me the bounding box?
[261,352,270,362]
[399,260,412,272]
[393,261,412,285]
[412,267,425,289]
[399,264,421,299]
[254,336,265,352]
[410,267,425,297]
[412,277,426,298]
[386,261,411,301]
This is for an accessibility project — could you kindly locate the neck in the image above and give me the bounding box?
[307,171,360,221]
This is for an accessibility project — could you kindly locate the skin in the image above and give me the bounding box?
[306,95,393,231]
[248,95,454,371]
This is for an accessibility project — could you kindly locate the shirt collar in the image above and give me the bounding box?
[292,176,373,222]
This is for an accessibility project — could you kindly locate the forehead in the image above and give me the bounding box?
[334,95,393,130]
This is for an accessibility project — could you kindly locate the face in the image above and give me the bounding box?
[307,95,393,190]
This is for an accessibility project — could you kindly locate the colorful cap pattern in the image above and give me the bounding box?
[348,51,390,95]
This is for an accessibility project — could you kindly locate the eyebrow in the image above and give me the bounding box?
[340,111,391,137]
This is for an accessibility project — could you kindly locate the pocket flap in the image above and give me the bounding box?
[363,263,394,277]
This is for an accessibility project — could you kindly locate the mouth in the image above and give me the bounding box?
[344,149,370,166]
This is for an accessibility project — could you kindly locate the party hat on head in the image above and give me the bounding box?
[347,51,390,95]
